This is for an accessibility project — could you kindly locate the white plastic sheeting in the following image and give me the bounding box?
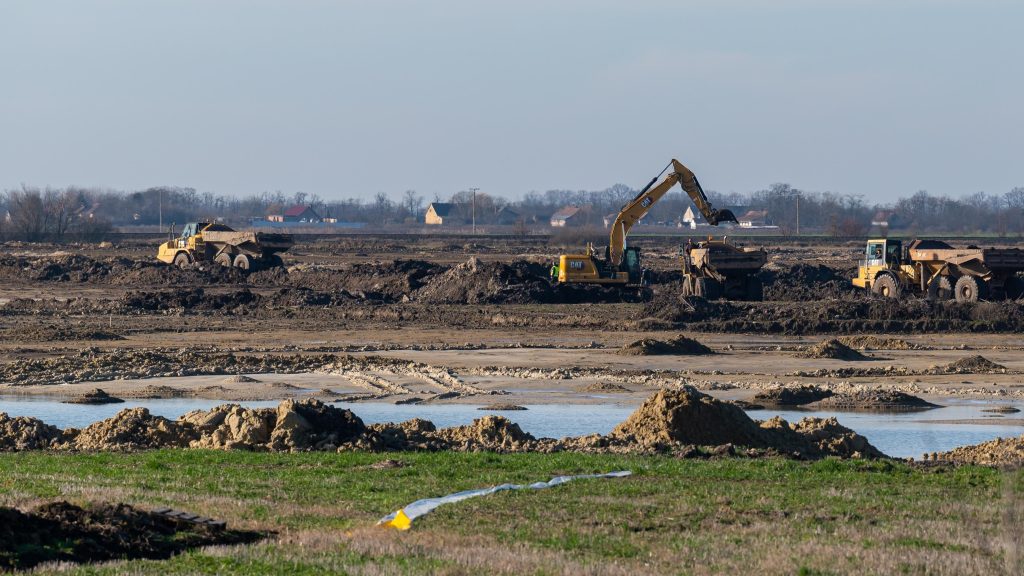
[378,470,633,530]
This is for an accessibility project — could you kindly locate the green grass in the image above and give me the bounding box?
[1,451,1021,575]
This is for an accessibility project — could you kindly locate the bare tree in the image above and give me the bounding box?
[45,188,78,242]
[8,186,48,241]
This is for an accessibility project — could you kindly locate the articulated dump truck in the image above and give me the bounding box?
[157,222,294,271]
[853,238,1024,303]
[681,238,767,301]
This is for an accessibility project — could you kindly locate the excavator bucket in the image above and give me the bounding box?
[708,208,738,226]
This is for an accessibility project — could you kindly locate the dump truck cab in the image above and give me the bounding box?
[852,238,907,296]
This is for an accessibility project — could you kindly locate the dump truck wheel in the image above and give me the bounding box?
[954,275,986,303]
[1005,276,1024,301]
[871,274,900,299]
[704,279,723,300]
[927,275,953,301]
[745,277,764,301]
[233,254,252,271]
[214,253,233,267]
[172,252,191,268]
[265,254,284,268]
[693,278,708,298]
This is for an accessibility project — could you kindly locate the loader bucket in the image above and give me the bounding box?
[709,209,738,225]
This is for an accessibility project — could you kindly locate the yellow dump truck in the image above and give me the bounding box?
[681,238,767,300]
[157,222,294,270]
[852,238,1024,302]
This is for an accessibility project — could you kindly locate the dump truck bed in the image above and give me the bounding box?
[200,231,294,255]
[907,240,1024,272]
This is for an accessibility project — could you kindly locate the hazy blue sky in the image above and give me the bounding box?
[1,0,1020,202]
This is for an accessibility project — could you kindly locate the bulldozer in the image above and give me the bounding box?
[852,238,1024,302]
[157,222,294,270]
[681,238,767,300]
[555,159,736,288]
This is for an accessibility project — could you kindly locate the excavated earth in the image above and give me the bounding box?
[0,390,888,460]
[2,251,1023,334]
[0,501,262,571]
[616,335,714,356]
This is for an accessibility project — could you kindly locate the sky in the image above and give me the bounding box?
[0,0,1021,203]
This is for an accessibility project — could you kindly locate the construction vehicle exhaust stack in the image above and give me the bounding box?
[157,222,294,270]
[681,237,767,300]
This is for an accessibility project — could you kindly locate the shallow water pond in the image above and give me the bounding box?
[0,396,1021,459]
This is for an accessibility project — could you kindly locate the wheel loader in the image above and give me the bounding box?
[681,238,767,300]
[156,222,294,270]
[852,238,1024,302]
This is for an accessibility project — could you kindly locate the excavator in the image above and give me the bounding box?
[556,159,737,287]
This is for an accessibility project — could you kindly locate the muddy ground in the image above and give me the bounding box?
[2,236,1024,433]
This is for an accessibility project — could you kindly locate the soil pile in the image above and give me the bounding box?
[63,388,124,405]
[753,385,833,407]
[0,348,338,387]
[576,382,632,393]
[617,335,713,356]
[935,435,1024,467]
[477,404,528,411]
[0,413,64,450]
[643,297,1024,335]
[0,501,261,571]
[414,257,553,305]
[808,390,939,412]
[935,355,1008,374]
[268,260,442,301]
[760,263,857,301]
[836,335,917,350]
[611,388,773,448]
[432,416,536,451]
[182,399,364,451]
[799,339,869,360]
[611,388,883,459]
[13,326,124,342]
[67,408,197,451]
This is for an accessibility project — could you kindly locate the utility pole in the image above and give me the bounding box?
[469,187,479,234]
[794,192,802,236]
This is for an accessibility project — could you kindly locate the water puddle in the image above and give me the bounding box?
[0,396,1020,458]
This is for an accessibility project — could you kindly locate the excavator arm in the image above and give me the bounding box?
[608,159,736,266]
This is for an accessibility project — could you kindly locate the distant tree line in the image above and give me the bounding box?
[1,182,1022,241]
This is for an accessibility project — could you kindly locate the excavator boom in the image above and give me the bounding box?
[608,159,736,266]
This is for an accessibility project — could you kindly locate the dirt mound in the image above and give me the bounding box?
[123,385,193,399]
[265,260,442,302]
[67,408,197,451]
[753,385,833,407]
[611,388,768,448]
[612,388,884,459]
[576,382,632,393]
[63,388,124,405]
[0,412,64,450]
[642,297,1024,335]
[413,257,554,305]
[760,263,857,301]
[477,404,528,411]
[807,390,939,412]
[121,287,260,312]
[223,374,258,383]
[837,335,917,350]
[617,335,713,356]
[760,416,885,459]
[935,435,1024,467]
[799,339,869,360]
[936,355,1008,374]
[0,501,261,571]
[14,326,124,342]
[433,415,536,451]
[182,399,364,451]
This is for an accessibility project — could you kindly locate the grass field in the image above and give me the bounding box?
[1,451,1021,575]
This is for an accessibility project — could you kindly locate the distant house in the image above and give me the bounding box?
[681,206,707,229]
[495,206,520,225]
[738,209,770,228]
[283,205,320,222]
[550,206,583,227]
[871,210,903,229]
[425,203,460,225]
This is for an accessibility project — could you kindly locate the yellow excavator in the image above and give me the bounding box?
[556,159,736,287]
